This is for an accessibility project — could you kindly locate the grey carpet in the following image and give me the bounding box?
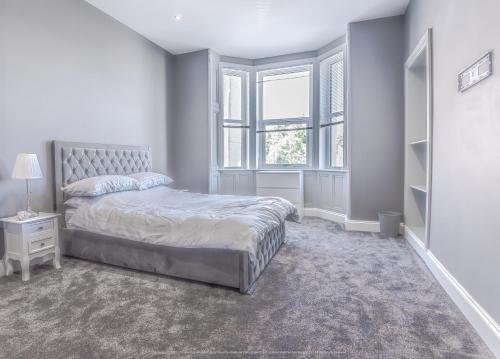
[0,218,493,359]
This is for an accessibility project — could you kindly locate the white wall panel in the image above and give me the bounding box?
[218,171,255,196]
[333,174,346,212]
[220,170,346,214]
[318,174,333,210]
[304,172,317,207]
[219,174,236,195]
[237,173,255,195]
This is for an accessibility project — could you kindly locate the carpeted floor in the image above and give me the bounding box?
[0,218,493,359]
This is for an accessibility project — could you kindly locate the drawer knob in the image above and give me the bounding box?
[37,226,43,231]
[40,242,45,247]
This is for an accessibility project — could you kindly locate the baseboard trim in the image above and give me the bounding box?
[405,226,500,357]
[304,208,404,234]
[304,208,346,223]
[344,219,379,232]
[405,226,427,258]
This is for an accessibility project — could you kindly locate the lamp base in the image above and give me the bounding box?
[17,210,39,221]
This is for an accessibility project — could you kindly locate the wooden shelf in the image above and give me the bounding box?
[410,139,428,146]
[409,184,427,193]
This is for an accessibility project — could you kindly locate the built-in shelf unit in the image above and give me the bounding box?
[410,139,427,146]
[404,29,433,248]
[409,184,427,193]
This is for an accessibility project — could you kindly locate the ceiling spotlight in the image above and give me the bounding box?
[174,14,182,21]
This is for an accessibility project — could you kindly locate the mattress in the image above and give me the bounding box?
[65,187,298,264]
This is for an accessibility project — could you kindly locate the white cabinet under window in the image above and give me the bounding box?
[218,169,346,217]
[256,171,304,220]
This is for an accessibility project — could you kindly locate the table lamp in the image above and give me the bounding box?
[12,153,43,220]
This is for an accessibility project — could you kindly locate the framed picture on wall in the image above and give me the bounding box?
[458,51,493,92]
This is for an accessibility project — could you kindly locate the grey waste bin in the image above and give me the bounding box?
[378,211,401,238]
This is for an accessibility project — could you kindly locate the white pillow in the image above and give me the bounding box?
[128,172,173,190]
[64,196,99,209]
[62,175,138,197]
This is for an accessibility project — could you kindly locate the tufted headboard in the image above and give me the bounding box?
[53,141,152,214]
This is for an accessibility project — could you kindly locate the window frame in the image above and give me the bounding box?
[219,65,251,169]
[256,63,314,169]
[320,49,347,169]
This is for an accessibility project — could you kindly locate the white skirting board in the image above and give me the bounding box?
[344,219,380,232]
[406,227,500,357]
[304,208,404,234]
[304,208,346,223]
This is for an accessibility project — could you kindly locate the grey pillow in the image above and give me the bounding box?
[62,175,138,197]
[128,172,173,190]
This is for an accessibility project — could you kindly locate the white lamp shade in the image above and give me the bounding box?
[12,153,43,179]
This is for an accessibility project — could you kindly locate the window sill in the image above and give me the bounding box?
[219,168,254,172]
[305,168,348,173]
[219,168,348,173]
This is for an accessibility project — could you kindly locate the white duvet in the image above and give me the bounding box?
[66,187,298,263]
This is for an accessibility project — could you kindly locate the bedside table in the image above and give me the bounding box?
[1,212,61,281]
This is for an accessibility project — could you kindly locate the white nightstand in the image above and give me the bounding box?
[1,212,61,281]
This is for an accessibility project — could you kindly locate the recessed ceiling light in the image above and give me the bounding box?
[174,14,182,21]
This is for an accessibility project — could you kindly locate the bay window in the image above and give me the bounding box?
[219,48,346,171]
[257,65,313,167]
[221,68,249,168]
[320,51,346,168]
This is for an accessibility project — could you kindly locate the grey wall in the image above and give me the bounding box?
[170,50,210,193]
[405,0,500,325]
[348,16,405,221]
[0,0,174,254]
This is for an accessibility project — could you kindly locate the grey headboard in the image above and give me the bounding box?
[52,141,152,214]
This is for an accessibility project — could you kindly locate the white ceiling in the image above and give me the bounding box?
[86,0,409,59]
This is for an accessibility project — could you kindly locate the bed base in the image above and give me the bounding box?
[61,222,285,293]
[52,141,286,293]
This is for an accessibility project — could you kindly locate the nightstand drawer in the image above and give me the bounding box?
[25,220,53,235]
[29,237,54,254]
[28,229,54,242]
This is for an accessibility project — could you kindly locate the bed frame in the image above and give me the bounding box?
[52,141,285,293]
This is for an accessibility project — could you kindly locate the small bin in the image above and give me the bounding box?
[378,211,401,238]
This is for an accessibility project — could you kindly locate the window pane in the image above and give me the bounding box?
[262,70,310,120]
[265,124,307,165]
[330,59,344,114]
[224,127,242,167]
[330,115,343,124]
[330,123,344,168]
[224,74,242,120]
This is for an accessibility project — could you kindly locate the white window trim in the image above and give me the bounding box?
[256,62,314,169]
[217,46,347,172]
[320,47,347,169]
[219,63,251,169]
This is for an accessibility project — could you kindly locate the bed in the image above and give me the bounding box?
[52,141,297,293]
